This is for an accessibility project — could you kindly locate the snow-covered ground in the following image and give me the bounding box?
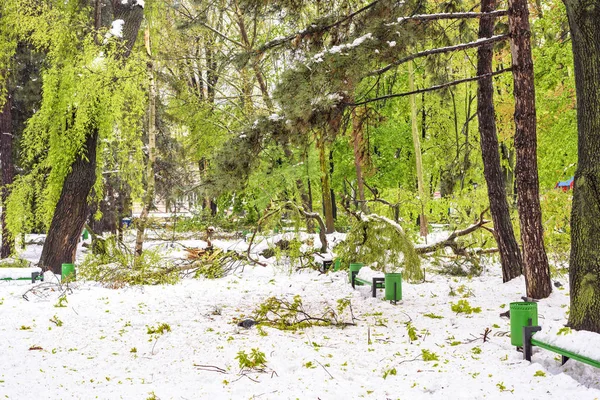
[1,233,599,400]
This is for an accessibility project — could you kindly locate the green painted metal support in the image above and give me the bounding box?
[531,338,600,369]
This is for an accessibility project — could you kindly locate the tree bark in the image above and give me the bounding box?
[563,0,600,333]
[476,0,523,282]
[135,24,157,257]
[318,134,335,233]
[508,0,552,298]
[351,108,368,213]
[0,94,15,258]
[39,131,98,272]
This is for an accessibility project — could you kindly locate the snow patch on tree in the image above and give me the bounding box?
[108,20,125,38]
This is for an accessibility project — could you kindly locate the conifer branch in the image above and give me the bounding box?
[368,34,509,77]
[389,10,508,25]
[347,68,512,106]
[254,0,383,54]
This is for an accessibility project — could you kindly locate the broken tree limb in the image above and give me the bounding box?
[282,201,328,253]
[416,209,491,255]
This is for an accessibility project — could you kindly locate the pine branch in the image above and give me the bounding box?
[255,0,383,54]
[389,10,508,25]
[368,34,509,77]
[347,68,512,106]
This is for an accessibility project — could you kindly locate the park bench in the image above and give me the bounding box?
[351,271,386,298]
[347,263,402,303]
[0,268,44,284]
[522,321,600,369]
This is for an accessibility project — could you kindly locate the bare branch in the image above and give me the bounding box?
[389,10,508,25]
[368,34,509,77]
[347,68,513,106]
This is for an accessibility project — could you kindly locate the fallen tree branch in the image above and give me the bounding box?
[416,208,491,255]
[282,201,328,253]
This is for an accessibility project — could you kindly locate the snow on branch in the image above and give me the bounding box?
[254,0,383,55]
[368,34,509,77]
[311,33,374,64]
[348,68,513,106]
[386,10,508,26]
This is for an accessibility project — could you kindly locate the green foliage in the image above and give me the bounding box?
[382,367,397,379]
[557,326,572,336]
[0,258,30,268]
[450,300,481,314]
[147,323,171,335]
[252,295,349,330]
[534,370,546,377]
[540,189,571,264]
[236,348,267,371]
[78,238,179,287]
[49,315,63,327]
[54,295,68,308]
[421,349,439,361]
[423,313,443,319]
[5,2,147,238]
[406,322,418,342]
[336,214,423,281]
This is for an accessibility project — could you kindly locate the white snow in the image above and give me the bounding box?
[0,233,599,399]
[108,19,125,39]
[0,267,41,280]
[268,113,283,121]
[535,328,600,362]
[388,41,397,47]
[135,0,145,8]
[311,33,373,63]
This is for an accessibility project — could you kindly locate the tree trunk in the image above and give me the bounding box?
[39,1,144,271]
[408,61,428,237]
[563,0,600,333]
[318,134,335,233]
[351,108,368,213]
[476,0,523,282]
[39,132,98,273]
[0,94,15,258]
[509,0,552,298]
[135,25,157,257]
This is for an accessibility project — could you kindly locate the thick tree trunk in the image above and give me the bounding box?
[0,94,15,258]
[476,0,523,282]
[39,132,98,273]
[563,0,600,333]
[509,0,552,298]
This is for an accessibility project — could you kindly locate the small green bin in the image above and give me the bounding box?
[61,263,76,282]
[82,229,89,240]
[349,262,363,283]
[510,302,538,347]
[384,273,402,301]
[333,258,341,272]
